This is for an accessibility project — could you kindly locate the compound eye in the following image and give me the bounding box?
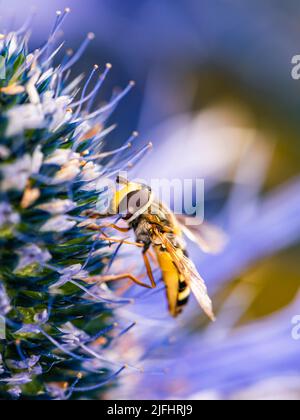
[118,189,150,218]
[128,189,150,214]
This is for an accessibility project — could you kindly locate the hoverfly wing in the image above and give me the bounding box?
[154,229,215,321]
[182,255,216,321]
[176,215,228,255]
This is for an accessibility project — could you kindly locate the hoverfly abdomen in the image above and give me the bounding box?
[176,276,191,314]
[153,243,191,317]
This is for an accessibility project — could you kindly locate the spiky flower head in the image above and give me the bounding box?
[0,11,146,400]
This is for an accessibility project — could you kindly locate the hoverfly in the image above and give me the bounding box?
[84,177,227,320]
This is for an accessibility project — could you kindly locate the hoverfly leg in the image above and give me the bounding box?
[97,236,144,248]
[148,249,157,265]
[83,220,131,233]
[84,222,104,231]
[147,215,174,234]
[102,223,131,233]
[82,210,108,219]
[88,273,152,289]
[84,228,143,248]
[143,252,157,289]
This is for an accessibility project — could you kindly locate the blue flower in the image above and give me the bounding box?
[0,10,146,400]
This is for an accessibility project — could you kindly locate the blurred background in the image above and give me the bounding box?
[1,0,300,399]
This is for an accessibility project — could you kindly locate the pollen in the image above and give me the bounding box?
[94,337,108,346]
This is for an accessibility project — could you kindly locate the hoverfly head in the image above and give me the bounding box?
[111,178,153,222]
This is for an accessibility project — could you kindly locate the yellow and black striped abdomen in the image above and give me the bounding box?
[177,275,190,310]
[154,245,190,317]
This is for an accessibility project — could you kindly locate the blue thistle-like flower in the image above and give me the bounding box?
[0,12,145,400]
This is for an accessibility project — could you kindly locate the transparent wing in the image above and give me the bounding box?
[176,215,228,254]
[154,229,215,321]
[182,255,216,321]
